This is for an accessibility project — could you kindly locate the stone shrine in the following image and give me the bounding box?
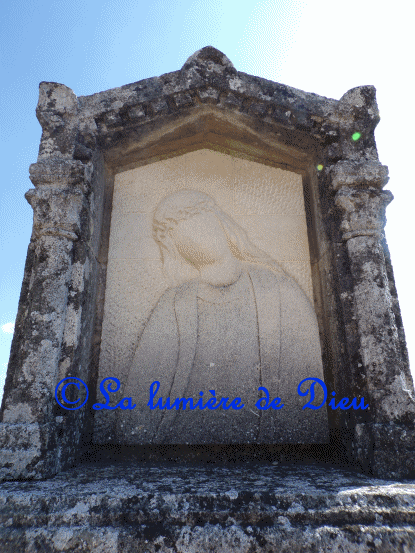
[1,47,414,551]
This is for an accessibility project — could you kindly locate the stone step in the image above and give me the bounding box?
[1,462,414,552]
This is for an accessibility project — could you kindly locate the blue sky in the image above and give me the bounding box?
[1,0,414,401]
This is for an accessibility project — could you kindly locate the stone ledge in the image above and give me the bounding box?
[0,462,414,552]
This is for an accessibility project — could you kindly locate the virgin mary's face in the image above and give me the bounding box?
[170,211,233,269]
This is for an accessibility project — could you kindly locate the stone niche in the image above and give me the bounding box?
[95,150,328,445]
[1,46,414,481]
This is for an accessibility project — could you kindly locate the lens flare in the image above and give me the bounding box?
[352,132,361,141]
[317,164,323,171]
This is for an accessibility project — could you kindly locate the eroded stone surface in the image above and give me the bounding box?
[0,463,414,552]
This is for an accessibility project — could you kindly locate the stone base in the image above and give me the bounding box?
[0,461,414,552]
[0,421,60,481]
[355,422,415,480]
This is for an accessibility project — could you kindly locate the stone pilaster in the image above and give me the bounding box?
[0,82,98,479]
[332,161,415,478]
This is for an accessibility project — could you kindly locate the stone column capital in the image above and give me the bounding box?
[25,187,86,241]
[334,186,393,241]
[26,158,94,241]
[29,158,93,191]
[331,160,389,191]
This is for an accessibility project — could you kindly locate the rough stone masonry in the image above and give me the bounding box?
[0,46,414,484]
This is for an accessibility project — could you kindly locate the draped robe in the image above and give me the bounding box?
[117,263,328,444]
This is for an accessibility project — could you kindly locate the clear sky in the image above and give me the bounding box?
[1,0,413,402]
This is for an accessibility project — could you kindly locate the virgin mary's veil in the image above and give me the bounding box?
[152,189,287,285]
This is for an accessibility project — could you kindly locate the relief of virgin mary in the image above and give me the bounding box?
[117,189,328,444]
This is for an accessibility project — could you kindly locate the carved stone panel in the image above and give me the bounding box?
[94,149,328,444]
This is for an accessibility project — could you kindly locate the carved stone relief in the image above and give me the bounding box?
[95,150,328,444]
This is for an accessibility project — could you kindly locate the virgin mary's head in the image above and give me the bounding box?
[153,189,284,284]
